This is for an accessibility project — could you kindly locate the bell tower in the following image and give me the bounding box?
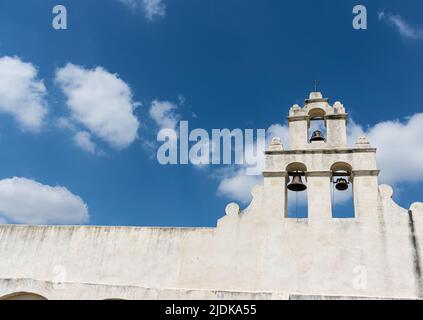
[263,91,380,222]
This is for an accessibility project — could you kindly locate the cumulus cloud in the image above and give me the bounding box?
[216,124,288,204]
[73,131,96,154]
[55,63,140,150]
[149,100,179,130]
[379,11,423,40]
[144,99,182,160]
[0,177,89,225]
[55,116,76,131]
[347,115,423,184]
[217,168,261,204]
[189,139,217,168]
[363,114,423,184]
[347,119,365,147]
[119,0,166,20]
[0,56,48,132]
[267,124,290,147]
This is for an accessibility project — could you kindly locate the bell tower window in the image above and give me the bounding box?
[286,163,308,219]
[308,108,327,144]
[331,162,355,218]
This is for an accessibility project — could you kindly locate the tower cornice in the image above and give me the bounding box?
[265,148,377,155]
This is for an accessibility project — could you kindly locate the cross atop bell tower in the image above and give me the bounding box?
[313,80,319,93]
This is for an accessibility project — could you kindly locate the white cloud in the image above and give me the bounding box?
[0,177,89,225]
[144,99,181,161]
[364,113,423,184]
[149,100,179,130]
[216,124,288,204]
[0,56,48,132]
[217,168,261,204]
[73,131,96,154]
[347,119,365,147]
[379,11,423,40]
[178,94,186,106]
[119,0,165,20]
[55,116,76,131]
[190,139,216,168]
[347,115,423,184]
[143,0,165,20]
[55,63,140,150]
[267,124,290,147]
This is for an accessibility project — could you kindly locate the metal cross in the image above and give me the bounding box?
[313,80,319,92]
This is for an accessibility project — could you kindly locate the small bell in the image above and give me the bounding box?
[310,130,325,143]
[335,178,349,191]
[287,173,307,192]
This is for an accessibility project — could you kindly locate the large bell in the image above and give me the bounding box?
[310,130,325,142]
[287,173,307,192]
[335,178,349,191]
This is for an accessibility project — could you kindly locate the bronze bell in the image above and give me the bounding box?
[310,130,325,143]
[287,173,307,192]
[335,178,349,191]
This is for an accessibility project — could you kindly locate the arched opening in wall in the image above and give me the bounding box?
[308,108,327,144]
[286,162,308,219]
[0,292,47,300]
[331,162,355,218]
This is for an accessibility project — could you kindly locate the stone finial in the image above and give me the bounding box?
[289,104,302,116]
[305,92,328,105]
[309,92,323,100]
[333,101,346,114]
[355,135,370,148]
[268,137,284,151]
[271,137,281,144]
[225,203,240,217]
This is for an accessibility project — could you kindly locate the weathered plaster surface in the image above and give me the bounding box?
[1,188,422,300]
[0,92,422,300]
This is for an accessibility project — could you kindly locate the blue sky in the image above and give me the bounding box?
[0,0,423,227]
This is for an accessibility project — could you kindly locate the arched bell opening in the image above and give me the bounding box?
[307,108,327,144]
[286,163,308,219]
[330,162,355,218]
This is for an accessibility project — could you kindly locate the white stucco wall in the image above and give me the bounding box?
[0,184,422,300]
